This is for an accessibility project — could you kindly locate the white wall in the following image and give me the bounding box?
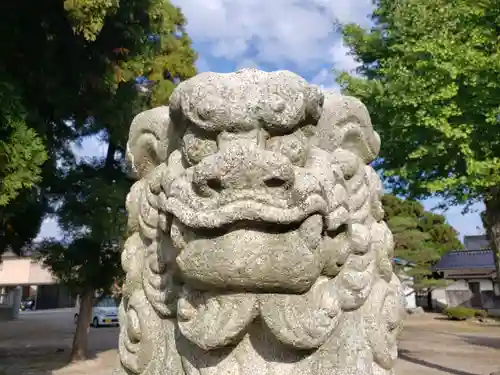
[431,288,447,310]
[0,257,56,286]
[401,283,416,309]
[431,278,494,309]
[444,279,493,291]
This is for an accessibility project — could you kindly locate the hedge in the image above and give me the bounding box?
[444,306,488,321]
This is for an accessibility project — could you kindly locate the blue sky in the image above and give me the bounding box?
[37,0,485,241]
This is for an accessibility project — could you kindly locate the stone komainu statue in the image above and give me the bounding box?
[117,69,404,375]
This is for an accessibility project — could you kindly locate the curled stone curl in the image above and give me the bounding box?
[119,106,183,374]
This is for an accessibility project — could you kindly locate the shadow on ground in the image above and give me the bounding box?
[459,334,500,350]
[0,310,119,375]
[2,311,500,375]
[398,349,480,375]
[418,318,500,350]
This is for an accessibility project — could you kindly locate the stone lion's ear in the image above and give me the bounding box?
[316,92,381,164]
[126,106,173,180]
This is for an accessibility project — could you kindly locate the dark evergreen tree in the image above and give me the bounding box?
[382,195,463,289]
[1,0,197,360]
[336,0,500,283]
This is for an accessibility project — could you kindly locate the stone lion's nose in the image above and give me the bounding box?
[192,143,295,196]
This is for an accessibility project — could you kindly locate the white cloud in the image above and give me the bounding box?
[311,68,331,85]
[173,0,373,69]
[310,68,339,91]
[329,38,359,74]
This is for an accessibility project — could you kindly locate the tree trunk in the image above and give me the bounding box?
[105,142,116,170]
[70,289,94,362]
[484,190,500,286]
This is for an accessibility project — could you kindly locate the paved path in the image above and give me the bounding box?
[0,311,499,374]
[397,316,500,375]
[19,308,74,315]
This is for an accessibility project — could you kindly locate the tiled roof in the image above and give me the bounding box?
[434,249,495,270]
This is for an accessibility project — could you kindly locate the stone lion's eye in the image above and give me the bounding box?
[182,127,218,166]
[266,130,308,166]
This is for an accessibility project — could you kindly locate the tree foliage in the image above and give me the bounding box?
[382,195,463,289]
[337,0,500,206]
[0,77,47,207]
[1,0,197,360]
[0,188,46,254]
[63,0,120,41]
[38,158,130,292]
[41,0,197,295]
[337,0,500,274]
[36,0,196,291]
[0,0,197,256]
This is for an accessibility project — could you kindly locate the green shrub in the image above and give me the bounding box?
[444,306,478,320]
[474,309,488,319]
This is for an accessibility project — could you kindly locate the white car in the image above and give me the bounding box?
[74,296,119,327]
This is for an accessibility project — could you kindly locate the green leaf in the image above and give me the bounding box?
[337,0,500,205]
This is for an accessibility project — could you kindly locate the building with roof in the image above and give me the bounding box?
[0,251,75,311]
[431,247,500,314]
[434,249,496,280]
[0,250,56,286]
[463,234,490,251]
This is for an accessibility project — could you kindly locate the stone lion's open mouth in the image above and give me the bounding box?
[184,213,325,245]
[171,213,326,293]
[183,219,304,239]
[163,173,349,293]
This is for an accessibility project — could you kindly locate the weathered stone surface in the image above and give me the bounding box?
[117,68,404,375]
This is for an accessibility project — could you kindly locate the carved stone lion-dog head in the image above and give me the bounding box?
[118,69,403,375]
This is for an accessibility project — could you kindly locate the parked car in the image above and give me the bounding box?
[74,295,119,327]
[20,299,35,311]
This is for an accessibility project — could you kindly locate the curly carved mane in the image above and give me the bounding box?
[117,69,404,375]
